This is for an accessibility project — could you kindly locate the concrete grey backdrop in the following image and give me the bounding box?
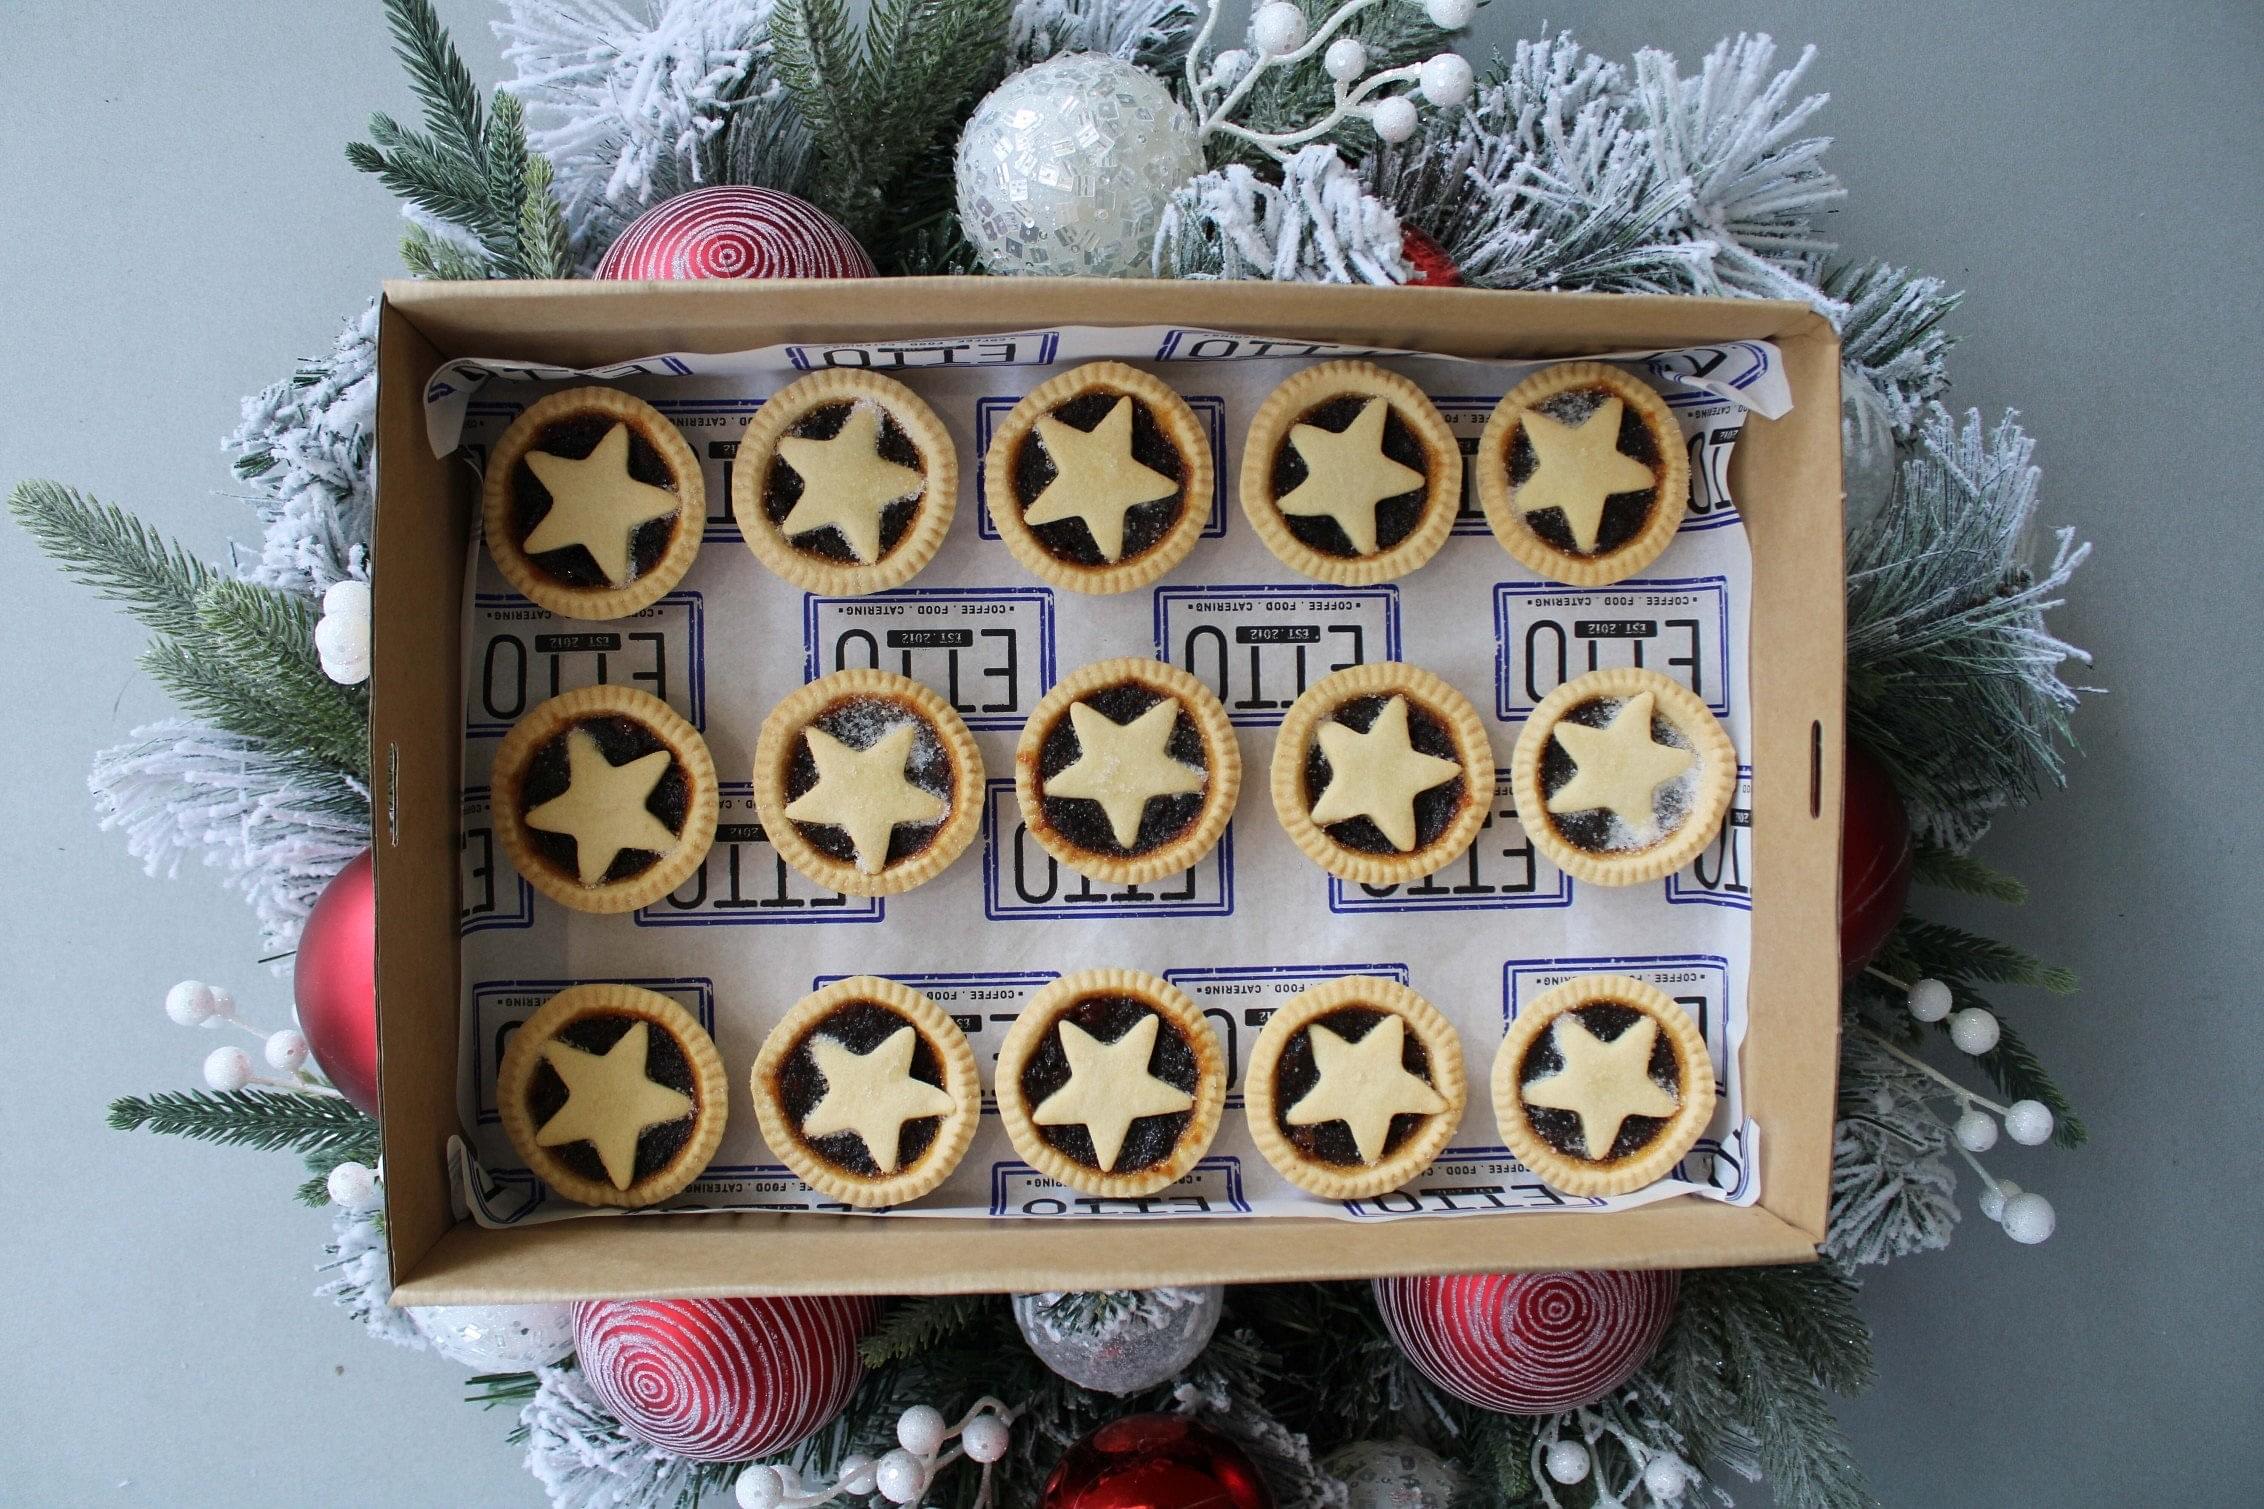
[2,1,2256,1503]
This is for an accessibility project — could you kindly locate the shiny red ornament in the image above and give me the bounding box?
[1040,1412,1275,1509]
[573,1296,874,1462]
[294,849,379,1115]
[1373,1270,1677,1414]
[1399,225,1461,288]
[1840,742,1914,978]
[596,186,877,280]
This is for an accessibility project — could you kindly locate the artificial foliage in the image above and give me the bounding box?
[6,2,2104,1506]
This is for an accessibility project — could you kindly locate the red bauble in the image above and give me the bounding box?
[1840,742,1913,978]
[1400,225,1462,288]
[573,1296,874,1462]
[1373,1270,1677,1414]
[596,187,877,280]
[1041,1413,1275,1509]
[295,849,379,1115]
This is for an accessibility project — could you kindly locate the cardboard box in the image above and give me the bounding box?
[373,279,1844,1303]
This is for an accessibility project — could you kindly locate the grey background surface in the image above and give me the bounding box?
[2,1,2256,1504]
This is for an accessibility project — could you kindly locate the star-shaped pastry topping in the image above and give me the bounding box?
[521,423,683,586]
[1284,1015,1448,1165]
[532,1021,695,1189]
[1043,698,1208,849]
[774,403,925,564]
[1545,692,1694,834]
[783,722,947,875]
[1275,399,1426,557]
[1308,696,1464,852]
[1020,398,1179,563]
[1515,396,1658,553]
[799,1026,957,1175]
[523,728,683,886]
[1031,1015,1195,1173]
[1520,1012,1681,1161]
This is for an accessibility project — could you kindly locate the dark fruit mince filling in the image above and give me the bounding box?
[1019,995,1197,1173]
[1272,1006,1434,1166]
[1517,1002,1682,1161]
[525,1012,697,1185]
[764,400,926,562]
[1270,396,1429,558]
[1038,683,1208,856]
[521,716,688,883]
[1539,698,1694,853]
[1011,391,1187,566]
[512,413,681,587]
[783,696,952,867]
[1506,386,1662,557]
[775,1001,945,1177]
[1302,695,1465,854]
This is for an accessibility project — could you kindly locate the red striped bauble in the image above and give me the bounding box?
[1373,1270,1677,1414]
[595,187,876,281]
[572,1296,875,1461]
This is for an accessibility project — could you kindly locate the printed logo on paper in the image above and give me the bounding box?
[469,976,716,1130]
[1436,397,1502,536]
[1492,577,1731,722]
[1666,765,1754,910]
[981,780,1233,920]
[1346,1151,1598,1218]
[1163,963,1411,1109]
[1155,583,1399,727]
[973,396,1228,541]
[812,970,1058,1111]
[990,1156,1249,1217]
[785,331,1062,371]
[634,782,884,926]
[460,786,533,935]
[1154,331,1390,362]
[1328,776,1572,914]
[466,590,707,737]
[804,587,1056,731]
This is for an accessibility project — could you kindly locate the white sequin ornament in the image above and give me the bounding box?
[1322,1439,1462,1507]
[956,54,1206,278]
[1012,1286,1223,1394]
[410,1302,578,1369]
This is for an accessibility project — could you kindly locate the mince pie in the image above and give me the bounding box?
[1241,362,1460,585]
[1270,662,1495,886]
[995,969,1226,1199]
[1013,657,1240,885]
[731,370,957,596]
[1476,361,1690,586]
[983,362,1213,595]
[1509,667,1735,886]
[751,976,981,1208]
[492,685,720,914]
[752,669,984,896]
[482,386,703,619]
[498,984,728,1208]
[1246,976,1467,1201]
[1491,973,1715,1196]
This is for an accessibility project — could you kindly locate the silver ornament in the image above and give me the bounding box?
[1322,1439,1462,1508]
[1841,374,1901,531]
[955,54,1206,278]
[1012,1286,1222,1394]
[409,1302,577,1370]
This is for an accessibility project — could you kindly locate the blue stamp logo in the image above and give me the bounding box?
[636,782,884,926]
[975,395,1228,541]
[803,586,1056,731]
[1162,962,1411,1109]
[785,331,1061,371]
[1154,331,1388,361]
[470,976,715,1130]
[990,1156,1249,1216]
[459,786,533,935]
[1666,765,1753,910]
[1492,577,1731,722]
[1328,776,1572,914]
[1345,1149,1594,1217]
[1155,583,1400,726]
[981,779,1233,920]
[466,590,707,737]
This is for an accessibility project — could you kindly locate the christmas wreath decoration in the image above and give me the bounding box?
[10,1,2095,1505]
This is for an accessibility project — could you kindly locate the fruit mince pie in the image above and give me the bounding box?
[1490,974,1715,1197]
[1509,666,1735,887]
[731,369,957,596]
[1270,662,1496,886]
[983,362,1213,595]
[492,684,720,914]
[1013,657,1241,885]
[750,976,981,1208]
[1240,361,1460,585]
[482,386,703,620]
[752,668,984,896]
[1476,361,1690,586]
[995,969,1226,1199]
[1245,976,1467,1201]
[498,984,728,1208]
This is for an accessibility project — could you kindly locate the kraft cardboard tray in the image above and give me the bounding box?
[373,278,1845,1304]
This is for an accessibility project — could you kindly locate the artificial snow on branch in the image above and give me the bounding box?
[1155,143,1410,284]
[1008,0,1197,73]
[226,303,378,596]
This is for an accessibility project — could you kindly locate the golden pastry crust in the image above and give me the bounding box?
[492,685,720,915]
[1012,657,1241,886]
[1476,361,1690,587]
[1490,973,1716,1197]
[1239,361,1460,586]
[983,362,1214,595]
[1269,662,1496,887]
[497,983,728,1209]
[1245,976,1467,1201]
[994,969,1226,1199]
[482,386,704,620]
[1509,667,1736,887]
[730,369,958,596]
[752,669,984,897]
[750,976,982,1209]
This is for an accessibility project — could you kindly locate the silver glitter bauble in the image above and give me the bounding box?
[410,1302,577,1370]
[1012,1286,1223,1394]
[1322,1439,1462,1508]
[955,53,1206,278]
[1841,374,1901,531]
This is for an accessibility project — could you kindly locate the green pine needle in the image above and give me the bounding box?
[857,1295,991,1366]
[382,0,487,177]
[1939,989,2088,1147]
[1911,841,2029,905]
[466,1371,544,1410]
[1894,918,2077,995]
[484,91,531,271]
[8,480,220,641]
[187,579,370,777]
[518,155,573,279]
[110,1088,376,1153]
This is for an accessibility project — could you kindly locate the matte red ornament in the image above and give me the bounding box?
[294,848,378,1115]
[1040,1412,1275,1509]
[596,186,877,280]
[1399,225,1461,288]
[1373,1270,1677,1414]
[1840,742,1913,978]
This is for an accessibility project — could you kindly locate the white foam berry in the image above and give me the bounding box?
[2004,1099,2055,1145]
[2002,1191,2056,1244]
[315,579,373,685]
[1252,2,1307,55]
[1978,1178,2019,1222]
[1949,1006,2001,1055]
[896,1404,947,1457]
[203,1045,255,1092]
[837,1454,879,1495]
[962,1413,1011,1464]
[1424,0,1475,29]
[874,1449,927,1504]
[1954,1109,1999,1152]
[166,980,223,1027]
[1906,977,1953,1023]
[265,1029,311,1072]
[1644,1454,1690,1499]
[733,1465,785,1509]
[1544,1440,1591,1485]
[1418,53,1474,107]
[327,1161,381,1210]
[1370,96,1419,144]
[1324,38,1367,81]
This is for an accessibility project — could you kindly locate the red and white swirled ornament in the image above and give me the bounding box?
[1373,1270,1677,1414]
[595,186,877,280]
[572,1296,875,1461]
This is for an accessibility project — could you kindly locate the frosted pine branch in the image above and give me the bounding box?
[521,1366,734,1509]
[318,1203,427,1350]
[1828,1030,1960,1266]
[1008,0,1196,72]
[1155,144,1409,284]
[226,302,378,596]
[1826,260,1961,436]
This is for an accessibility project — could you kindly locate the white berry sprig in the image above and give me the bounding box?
[166,979,340,1097]
[1186,0,1474,161]
[734,1398,1018,1509]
